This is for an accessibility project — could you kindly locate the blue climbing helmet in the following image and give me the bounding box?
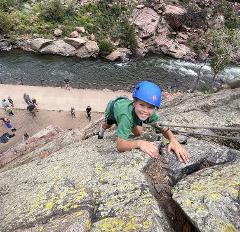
[132,81,162,108]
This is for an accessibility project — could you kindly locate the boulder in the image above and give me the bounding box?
[105,48,132,61]
[154,33,194,59]
[164,4,186,30]
[131,7,160,38]
[172,159,240,232]
[69,30,79,38]
[75,26,85,33]
[208,14,225,29]
[64,37,87,49]
[76,40,99,58]
[53,28,63,37]
[30,38,53,51]
[40,40,76,56]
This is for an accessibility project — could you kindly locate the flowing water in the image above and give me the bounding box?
[0,50,239,91]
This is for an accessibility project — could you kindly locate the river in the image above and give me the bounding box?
[0,50,239,92]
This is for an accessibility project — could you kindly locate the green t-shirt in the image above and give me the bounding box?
[109,98,159,140]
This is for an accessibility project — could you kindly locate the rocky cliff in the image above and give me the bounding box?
[1,88,239,232]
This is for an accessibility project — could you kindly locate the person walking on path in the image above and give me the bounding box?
[70,107,76,118]
[86,105,92,121]
[7,96,14,107]
[23,93,32,105]
[64,78,70,90]
[97,81,190,163]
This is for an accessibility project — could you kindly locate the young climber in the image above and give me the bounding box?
[98,81,190,163]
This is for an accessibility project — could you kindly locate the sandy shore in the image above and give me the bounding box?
[0,108,103,154]
[0,84,131,112]
[0,85,132,153]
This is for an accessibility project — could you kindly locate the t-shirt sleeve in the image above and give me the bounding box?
[116,115,132,140]
[144,112,160,124]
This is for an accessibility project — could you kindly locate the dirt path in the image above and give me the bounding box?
[0,84,131,112]
[0,108,103,153]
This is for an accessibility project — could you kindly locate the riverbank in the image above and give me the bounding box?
[0,84,131,112]
[0,108,103,153]
[0,84,131,153]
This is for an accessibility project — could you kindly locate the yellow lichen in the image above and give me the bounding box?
[45,201,54,210]
[222,223,237,232]
[208,192,222,201]
[98,217,124,231]
[184,199,192,207]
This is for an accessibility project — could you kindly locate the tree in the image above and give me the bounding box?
[206,28,240,88]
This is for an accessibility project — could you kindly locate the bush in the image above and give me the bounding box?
[0,10,14,33]
[99,40,115,57]
[39,0,76,23]
[119,20,137,49]
[0,0,14,12]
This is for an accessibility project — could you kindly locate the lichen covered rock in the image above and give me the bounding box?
[172,159,240,232]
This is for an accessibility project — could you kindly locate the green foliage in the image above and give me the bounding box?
[205,28,240,86]
[0,0,31,12]
[0,10,14,33]
[0,0,14,12]
[39,0,66,23]
[8,0,135,50]
[118,20,137,49]
[99,40,115,57]
[213,0,239,29]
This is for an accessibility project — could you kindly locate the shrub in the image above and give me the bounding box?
[0,0,14,12]
[39,0,71,23]
[99,40,115,57]
[119,20,137,49]
[0,10,14,33]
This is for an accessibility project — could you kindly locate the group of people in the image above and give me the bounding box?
[24,93,38,117]
[1,97,14,116]
[0,97,16,144]
[70,105,92,121]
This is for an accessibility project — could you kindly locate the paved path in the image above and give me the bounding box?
[0,84,131,112]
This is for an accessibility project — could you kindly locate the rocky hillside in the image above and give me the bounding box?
[1,88,239,232]
[0,0,239,62]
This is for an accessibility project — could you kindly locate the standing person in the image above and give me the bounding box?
[7,96,14,107]
[1,99,9,108]
[27,104,37,117]
[70,107,76,118]
[86,105,91,121]
[5,106,14,116]
[32,98,39,111]
[23,132,29,141]
[64,78,70,90]
[97,81,190,163]
[23,93,32,105]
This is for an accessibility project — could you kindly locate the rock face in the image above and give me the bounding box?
[1,90,240,231]
[131,7,160,38]
[158,89,240,128]
[164,4,186,30]
[0,132,173,232]
[172,159,240,232]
